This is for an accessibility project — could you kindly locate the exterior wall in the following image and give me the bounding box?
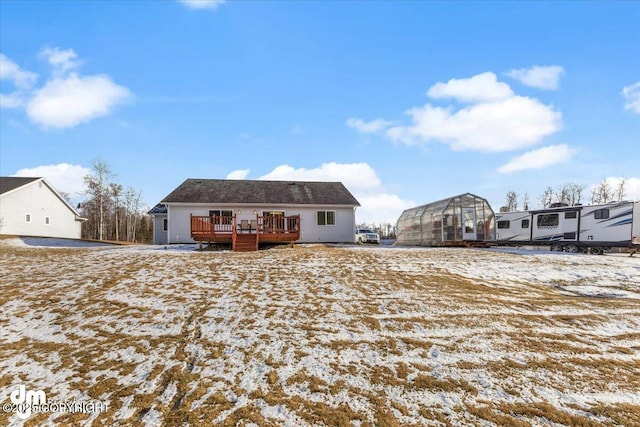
[634,201,640,244]
[496,201,639,247]
[0,180,82,239]
[495,212,532,242]
[153,214,168,245]
[578,202,633,244]
[165,204,356,244]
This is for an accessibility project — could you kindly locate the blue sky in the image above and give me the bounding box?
[1,0,639,223]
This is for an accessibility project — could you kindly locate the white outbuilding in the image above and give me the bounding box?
[0,177,86,239]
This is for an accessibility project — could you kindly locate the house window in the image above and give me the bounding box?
[497,220,510,229]
[209,210,233,225]
[25,213,31,223]
[565,211,577,219]
[317,211,335,226]
[521,219,530,228]
[537,213,559,227]
[209,210,233,217]
[594,209,609,220]
[45,216,50,225]
[263,211,285,230]
[163,218,168,231]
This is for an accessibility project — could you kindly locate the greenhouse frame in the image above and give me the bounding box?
[396,193,495,246]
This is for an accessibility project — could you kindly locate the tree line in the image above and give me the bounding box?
[79,160,152,243]
[503,178,630,212]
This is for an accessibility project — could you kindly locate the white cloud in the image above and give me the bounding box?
[0,53,38,90]
[622,81,640,114]
[353,71,563,153]
[226,169,250,180]
[0,53,38,109]
[11,163,92,201]
[346,117,393,133]
[258,162,381,190]
[506,65,565,90]
[0,93,28,109]
[27,73,132,129]
[387,95,562,152]
[230,162,413,223]
[178,0,225,10]
[497,144,576,173]
[39,47,80,76]
[0,49,132,129]
[426,72,514,103]
[354,192,416,225]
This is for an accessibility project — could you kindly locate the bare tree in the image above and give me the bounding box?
[110,183,123,241]
[539,186,555,208]
[591,179,612,204]
[83,159,115,240]
[567,182,584,205]
[614,178,626,202]
[522,193,530,211]
[59,191,72,204]
[505,191,518,211]
[124,187,137,241]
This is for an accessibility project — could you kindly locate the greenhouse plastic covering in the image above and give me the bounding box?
[396,193,495,246]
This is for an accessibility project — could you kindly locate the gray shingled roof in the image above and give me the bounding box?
[0,177,40,195]
[148,203,167,214]
[161,179,360,206]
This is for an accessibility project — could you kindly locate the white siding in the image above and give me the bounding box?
[153,214,168,245]
[634,201,640,243]
[0,180,82,239]
[165,204,356,244]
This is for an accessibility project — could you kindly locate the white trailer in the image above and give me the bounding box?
[495,200,640,254]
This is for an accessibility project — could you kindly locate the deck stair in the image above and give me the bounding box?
[232,232,258,252]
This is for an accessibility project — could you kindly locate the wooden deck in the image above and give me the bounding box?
[191,214,300,252]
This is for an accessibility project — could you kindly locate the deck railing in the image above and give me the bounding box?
[258,215,300,234]
[190,214,300,243]
[191,215,235,238]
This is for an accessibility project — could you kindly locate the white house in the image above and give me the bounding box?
[148,179,360,248]
[0,177,86,239]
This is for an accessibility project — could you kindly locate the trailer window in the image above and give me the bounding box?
[497,220,510,229]
[565,211,577,219]
[521,219,529,228]
[594,209,609,219]
[537,214,559,227]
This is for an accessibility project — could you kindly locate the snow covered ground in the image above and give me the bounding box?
[1,240,639,426]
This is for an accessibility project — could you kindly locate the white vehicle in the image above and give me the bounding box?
[495,200,640,254]
[355,228,380,244]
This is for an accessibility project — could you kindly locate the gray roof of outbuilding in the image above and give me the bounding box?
[148,203,167,214]
[0,177,40,195]
[161,179,360,206]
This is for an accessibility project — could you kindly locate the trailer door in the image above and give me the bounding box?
[532,212,561,242]
[562,209,580,241]
[462,207,477,240]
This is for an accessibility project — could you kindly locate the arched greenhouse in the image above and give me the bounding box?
[396,193,495,246]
